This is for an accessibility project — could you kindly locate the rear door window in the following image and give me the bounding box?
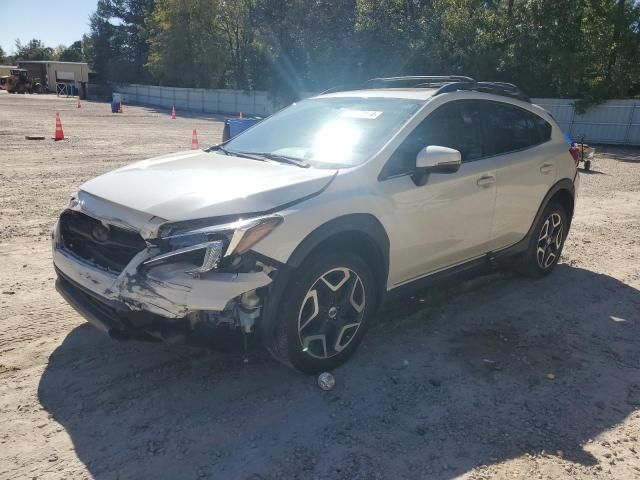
[482,102,552,156]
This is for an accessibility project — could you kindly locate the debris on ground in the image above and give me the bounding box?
[317,372,336,391]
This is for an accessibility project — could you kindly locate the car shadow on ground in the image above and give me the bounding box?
[38,265,640,479]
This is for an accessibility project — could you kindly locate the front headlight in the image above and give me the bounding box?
[143,215,283,275]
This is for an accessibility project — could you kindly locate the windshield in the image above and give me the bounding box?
[223,97,422,168]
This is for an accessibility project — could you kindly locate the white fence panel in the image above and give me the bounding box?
[203,90,219,112]
[533,98,640,145]
[114,85,639,145]
[218,90,238,113]
[116,84,282,117]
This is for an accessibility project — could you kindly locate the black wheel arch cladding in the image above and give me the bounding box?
[525,178,576,240]
[286,213,390,292]
[258,213,390,344]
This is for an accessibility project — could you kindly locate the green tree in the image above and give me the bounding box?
[216,0,258,89]
[14,38,54,60]
[86,0,640,103]
[253,0,360,98]
[56,41,85,62]
[146,0,229,88]
[86,0,155,82]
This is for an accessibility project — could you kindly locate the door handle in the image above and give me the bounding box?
[476,175,495,188]
[540,163,554,174]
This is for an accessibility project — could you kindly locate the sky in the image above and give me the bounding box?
[0,0,98,55]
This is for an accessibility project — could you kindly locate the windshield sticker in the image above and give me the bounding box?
[340,110,383,119]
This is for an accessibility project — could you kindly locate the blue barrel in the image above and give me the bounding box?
[223,118,261,141]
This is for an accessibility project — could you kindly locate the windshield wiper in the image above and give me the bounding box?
[207,146,309,167]
[243,152,311,168]
[207,144,230,155]
[208,145,267,162]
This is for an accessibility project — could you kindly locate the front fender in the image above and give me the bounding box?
[257,213,390,345]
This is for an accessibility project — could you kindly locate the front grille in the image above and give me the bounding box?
[59,210,146,273]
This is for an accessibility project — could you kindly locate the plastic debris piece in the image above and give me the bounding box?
[317,372,335,391]
[547,373,556,380]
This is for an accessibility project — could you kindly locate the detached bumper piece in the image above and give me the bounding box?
[55,269,190,341]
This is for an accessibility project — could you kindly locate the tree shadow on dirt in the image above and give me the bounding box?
[38,265,640,479]
[595,146,640,163]
[579,167,606,175]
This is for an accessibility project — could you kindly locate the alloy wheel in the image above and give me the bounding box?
[297,267,366,359]
[536,212,564,269]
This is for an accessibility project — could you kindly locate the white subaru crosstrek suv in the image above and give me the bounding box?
[53,76,579,373]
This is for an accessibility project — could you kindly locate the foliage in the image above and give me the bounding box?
[14,39,54,60]
[85,0,155,83]
[9,38,86,63]
[146,0,230,88]
[84,0,640,102]
[56,41,85,62]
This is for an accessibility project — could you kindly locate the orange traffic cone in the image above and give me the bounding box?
[119,100,124,113]
[53,112,65,141]
[191,129,199,150]
[77,98,81,108]
[171,105,176,119]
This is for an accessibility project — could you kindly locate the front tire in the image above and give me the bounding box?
[518,202,568,277]
[269,252,377,374]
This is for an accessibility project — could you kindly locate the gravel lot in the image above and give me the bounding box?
[0,92,639,480]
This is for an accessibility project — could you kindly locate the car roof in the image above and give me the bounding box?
[315,88,439,101]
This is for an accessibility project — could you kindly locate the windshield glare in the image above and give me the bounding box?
[224,97,422,168]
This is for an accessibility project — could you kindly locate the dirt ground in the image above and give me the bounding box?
[0,92,639,480]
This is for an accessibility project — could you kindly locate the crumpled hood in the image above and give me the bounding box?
[80,150,337,222]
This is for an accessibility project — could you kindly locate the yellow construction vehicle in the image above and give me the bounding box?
[0,69,42,94]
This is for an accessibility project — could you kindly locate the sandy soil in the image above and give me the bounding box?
[0,92,639,480]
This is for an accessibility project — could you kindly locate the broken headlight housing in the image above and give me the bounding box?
[143,215,283,275]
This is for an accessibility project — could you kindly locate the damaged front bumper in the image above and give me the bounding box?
[52,220,273,337]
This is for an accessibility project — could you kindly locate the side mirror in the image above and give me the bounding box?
[412,146,462,186]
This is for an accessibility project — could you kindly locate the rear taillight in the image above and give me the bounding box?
[569,146,580,165]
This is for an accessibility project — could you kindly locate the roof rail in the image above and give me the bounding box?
[433,81,530,102]
[366,76,476,88]
[362,76,529,102]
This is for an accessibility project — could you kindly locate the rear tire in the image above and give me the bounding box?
[268,251,377,374]
[517,202,568,277]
